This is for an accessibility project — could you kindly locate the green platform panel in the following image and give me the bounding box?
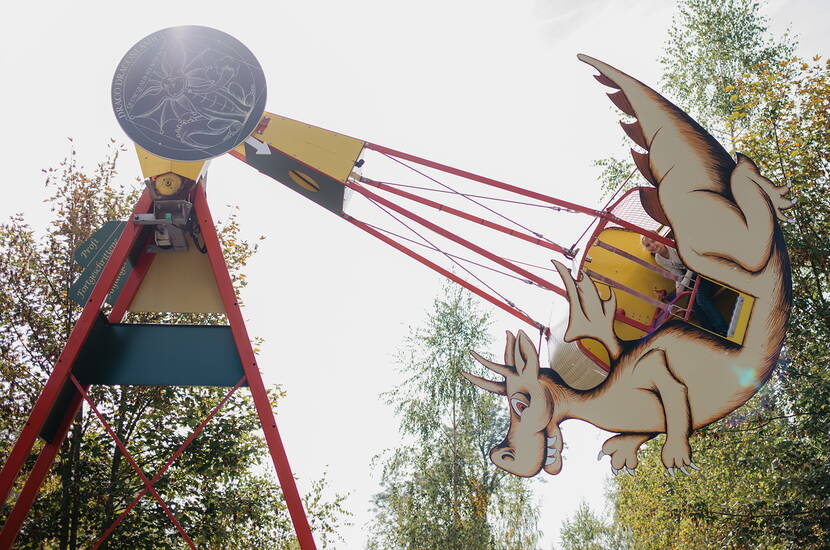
[73,315,247,386]
[41,315,248,442]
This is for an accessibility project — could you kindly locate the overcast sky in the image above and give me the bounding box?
[2,1,827,548]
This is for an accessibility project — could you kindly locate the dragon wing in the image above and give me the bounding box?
[577,54,735,199]
[578,55,790,289]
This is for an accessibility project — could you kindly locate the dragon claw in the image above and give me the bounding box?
[666,467,675,477]
[597,450,607,461]
[625,467,636,476]
[690,462,700,471]
[680,466,691,476]
[611,467,620,477]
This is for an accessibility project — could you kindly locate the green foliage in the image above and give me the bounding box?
[558,501,630,550]
[597,0,797,202]
[658,0,795,144]
[602,2,830,549]
[592,156,644,200]
[368,283,542,549]
[0,143,350,548]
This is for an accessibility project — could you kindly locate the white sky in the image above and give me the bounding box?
[1,1,827,548]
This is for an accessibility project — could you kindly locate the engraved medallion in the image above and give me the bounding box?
[112,26,267,161]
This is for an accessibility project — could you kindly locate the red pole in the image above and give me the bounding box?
[0,190,152,512]
[347,216,544,330]
[347,181,567,298]
[0,388,86,549]
[0,245,150,549]
[358,178,570,256]
[364,142,674,247]
[193,182,318,550]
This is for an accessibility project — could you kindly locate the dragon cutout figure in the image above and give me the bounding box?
[462,55,793,477]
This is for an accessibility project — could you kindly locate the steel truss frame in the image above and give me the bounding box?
[0,183,317,549]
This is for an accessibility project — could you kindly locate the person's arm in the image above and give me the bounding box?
[677,269,692,293]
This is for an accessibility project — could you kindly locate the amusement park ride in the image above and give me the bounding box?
[0,26,792,549]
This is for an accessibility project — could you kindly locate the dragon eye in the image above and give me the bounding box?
[510,397,529,417]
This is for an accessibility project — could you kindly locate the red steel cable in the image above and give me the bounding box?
[364,142,674,247]
[360,221,537,285]
[358,177,571,256]
[374,152,571,251]
[371,180,572,210]
[361,220,558,280]
[347,181,567,298]
[347,216,544,330]
[360,190,533,316]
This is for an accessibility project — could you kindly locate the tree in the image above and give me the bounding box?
[367,283,542,549]
[604,2,830,548]
[558,501,630,550]
[594,0,796,200]
[0,142,350,548]
[658,0,795,145]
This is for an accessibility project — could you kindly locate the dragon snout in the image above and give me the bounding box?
[489,434,546,478]
[492,445,515,464]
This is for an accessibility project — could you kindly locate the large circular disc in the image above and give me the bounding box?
[112,26,267,161]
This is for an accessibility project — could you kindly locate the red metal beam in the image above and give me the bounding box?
[0,190,153,514]
[613,310,652,333]
[364,142,674,247]
[584,268,666,309]
[347,181,567,298]
[0,227,155,549]
[347,216,544,330]
[193,182,318,550]
[358,178,570,256]
[593,239,679,281]
[0,387,86,548]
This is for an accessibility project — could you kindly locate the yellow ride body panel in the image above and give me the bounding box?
[233,112,364,183]
[135,145,207,181]
[128,245,225,314]
[576,228,753,370]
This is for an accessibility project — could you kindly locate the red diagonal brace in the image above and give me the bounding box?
[68,375,196,549]
[92,376,247,549]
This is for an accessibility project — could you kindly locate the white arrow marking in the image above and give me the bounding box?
[244,135,271,155]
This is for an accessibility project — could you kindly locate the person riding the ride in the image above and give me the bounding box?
[641,235,728,336]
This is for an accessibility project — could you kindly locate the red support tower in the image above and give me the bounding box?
[0,182,317,549]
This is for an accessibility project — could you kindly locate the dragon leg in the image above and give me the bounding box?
[599,433,655,475]
[636,349,694,474]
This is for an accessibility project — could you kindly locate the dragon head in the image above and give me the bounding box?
[462,330,566,477]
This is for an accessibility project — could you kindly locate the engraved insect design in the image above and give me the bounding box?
[462,55,793,478]
[128,41,258,150]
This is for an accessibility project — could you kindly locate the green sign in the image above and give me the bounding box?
[69,221,132,306]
